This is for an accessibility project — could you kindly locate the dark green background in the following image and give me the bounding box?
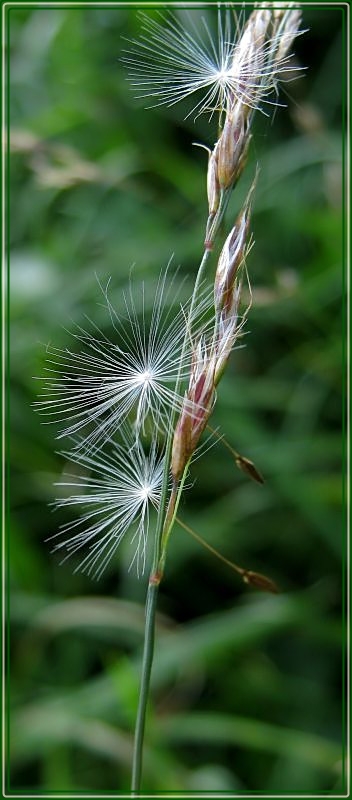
[9,3,345,794]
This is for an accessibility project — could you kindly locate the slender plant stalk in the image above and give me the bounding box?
[176,516,247,577]
[131,190,231,794]
[130,578,159,795]
[35,7,304,794]
[130,255,208,794]
[176,517,279,594]
[130,0,303,785]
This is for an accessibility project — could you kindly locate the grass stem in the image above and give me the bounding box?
[130,184,232,795]
[131,578,160,795]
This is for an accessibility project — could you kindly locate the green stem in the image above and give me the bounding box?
[131,576,159,796]
[130,186,233,795]
[158,465,191,576]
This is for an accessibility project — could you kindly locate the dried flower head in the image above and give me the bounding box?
[171,335,216,481]
[122,5,304,120]
[214,175,256,313]
[36,272,210,451]
[51,428,164,578]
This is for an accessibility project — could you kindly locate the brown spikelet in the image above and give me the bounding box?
[235,454,264,485]
[242,570,280,594]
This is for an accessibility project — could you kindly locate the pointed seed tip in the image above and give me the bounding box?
[235,455,265,484]
[243,570,280,594]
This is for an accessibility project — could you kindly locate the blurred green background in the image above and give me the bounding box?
[8,3,345,795]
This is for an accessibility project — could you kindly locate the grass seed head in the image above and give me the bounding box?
[35,274,211,452]
[214,177,255,313]
[122,5,304,122]
[171,340,216,481]
[216,104,250,190]
[51,427,164,579]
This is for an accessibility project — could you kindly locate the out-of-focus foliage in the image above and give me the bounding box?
[8,4,345,795]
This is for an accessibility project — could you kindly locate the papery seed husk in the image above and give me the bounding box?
[235,455,265,485]
[207,146,220,215]
[217,105,249,191]
[243,570,280,594]
[171,412,192,482]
